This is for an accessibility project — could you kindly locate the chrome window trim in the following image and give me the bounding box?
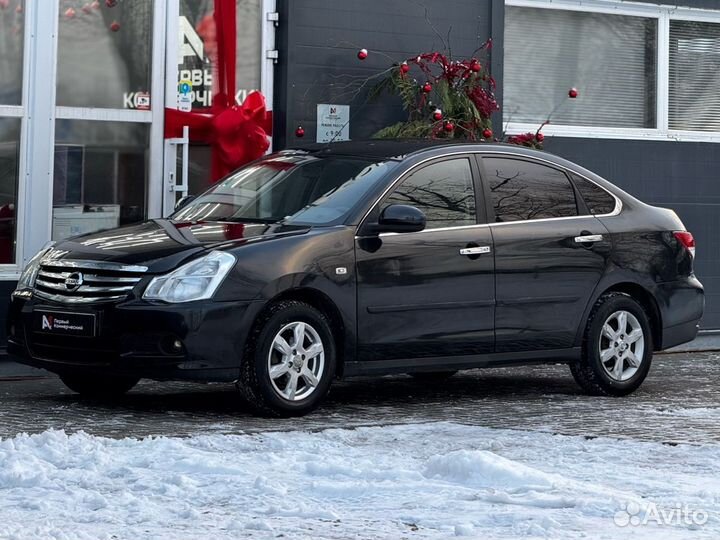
[355,149,622,238]
[38,260,149,273]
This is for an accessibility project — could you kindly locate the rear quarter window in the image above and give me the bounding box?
[571,173,617,215]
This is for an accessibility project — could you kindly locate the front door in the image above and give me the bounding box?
[479,155,611,352]
[356,156,495,364]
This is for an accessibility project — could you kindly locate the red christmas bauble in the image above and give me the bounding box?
[357,48,368,60]
[471,61,481,72]
[110,20,121,32]
[400,62,410,74]
[295,126,305,138]
[64,7,76,18]
[568,88,579,99]
[536,132,545,142]
[433,109,443,121]
[482,128,493,139]
[106,0,117,7]
[444,122,455,132]
[422,82,432,93]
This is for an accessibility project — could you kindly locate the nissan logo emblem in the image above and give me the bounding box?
[64,272,84,292]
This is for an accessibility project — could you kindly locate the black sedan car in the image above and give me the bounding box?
[8,141,704,416]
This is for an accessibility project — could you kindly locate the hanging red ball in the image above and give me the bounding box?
[444,122,455,132]
[357,48,368,60]
[106,0,118,7]
[433,109,443,121]
[482,128,493,139]
[471,61,481,72]
[400,62,410,74]
[295,126,305,138]
[110,20,121,32]
[568,88,579,99]
[64,7,76,18]
[422,82,432,93]
[536,132,545,142]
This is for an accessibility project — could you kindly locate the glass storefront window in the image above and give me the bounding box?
[0,118,20,264]
[53,120,148,241]
[0,0,25,105]
[56,0,153,109]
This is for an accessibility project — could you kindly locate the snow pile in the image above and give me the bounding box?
[0,423,718,539]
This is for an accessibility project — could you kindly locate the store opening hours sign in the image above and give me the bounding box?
[316,104,350,143]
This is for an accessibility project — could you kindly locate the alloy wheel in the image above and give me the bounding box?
[598,310,645,382]
[267,321,325,401]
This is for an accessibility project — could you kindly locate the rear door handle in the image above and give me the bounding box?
[460,246,491,255]
[574,234,603,244]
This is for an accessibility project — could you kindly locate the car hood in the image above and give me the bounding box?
[48,219,311,272]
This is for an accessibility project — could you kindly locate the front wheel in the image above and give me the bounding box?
[60,374,139,398]
[238,300,336,417]
[570,292,653,396]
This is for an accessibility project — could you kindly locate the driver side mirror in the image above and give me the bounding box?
[374,204,427,234]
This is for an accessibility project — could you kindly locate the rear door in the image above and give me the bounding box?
[478,155,612,352]
[355,156,495,363]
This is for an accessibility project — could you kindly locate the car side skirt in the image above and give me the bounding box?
[343,347,581,377]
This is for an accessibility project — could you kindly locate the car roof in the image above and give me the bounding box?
[288,139,544,161]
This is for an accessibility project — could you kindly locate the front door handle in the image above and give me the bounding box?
[460,246,491,255]
[574,234,603,244]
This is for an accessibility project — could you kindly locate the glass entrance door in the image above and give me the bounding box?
[163,0,275,215]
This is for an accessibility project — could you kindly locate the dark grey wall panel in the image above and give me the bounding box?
[274,0,496,149]
[545,137,720,329]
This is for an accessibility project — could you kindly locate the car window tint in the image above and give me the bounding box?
[483,158,578,222]
[385,158,476,229]
[571,173,617,215]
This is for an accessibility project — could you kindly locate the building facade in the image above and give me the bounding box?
[0,0,719,350]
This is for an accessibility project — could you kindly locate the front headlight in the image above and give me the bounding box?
[15,242,55,292]
[143,251,236,303]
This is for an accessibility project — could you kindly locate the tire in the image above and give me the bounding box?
[60,374,139,398]
[238,300,337,417]
[409,371,458,381]
[570,292,653,397]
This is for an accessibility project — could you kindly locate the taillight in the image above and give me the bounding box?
[674,231,696,258]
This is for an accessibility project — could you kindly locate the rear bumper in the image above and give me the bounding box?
[657,276,704,350]
[7,294,263,382]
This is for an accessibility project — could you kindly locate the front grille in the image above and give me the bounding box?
[33,260,148,304]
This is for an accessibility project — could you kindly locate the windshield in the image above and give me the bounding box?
[172,154,397,226]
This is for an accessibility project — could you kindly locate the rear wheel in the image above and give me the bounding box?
[570,292,653,396]
[60,374,139,398]
[409,371,458,381]
[238,300,336,417]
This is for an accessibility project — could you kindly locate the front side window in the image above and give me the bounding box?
[484,158,578,222]
[504,6,657,128]
[384,158,476,230]
[173,155,396,226]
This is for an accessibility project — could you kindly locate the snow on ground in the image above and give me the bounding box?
[0,422,719,539]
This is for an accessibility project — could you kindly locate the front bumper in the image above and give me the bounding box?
[7,294,263,382]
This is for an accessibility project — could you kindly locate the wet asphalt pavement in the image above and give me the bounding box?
[0,352,718,444]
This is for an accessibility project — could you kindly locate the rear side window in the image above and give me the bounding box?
[571,173,617,215]
[483,157,578,222]
[385,158,476,229]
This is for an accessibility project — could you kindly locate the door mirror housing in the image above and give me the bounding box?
[375,204,427,234]
[174,195,197,212]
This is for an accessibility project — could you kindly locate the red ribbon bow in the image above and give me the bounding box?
[164,0,272,183]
